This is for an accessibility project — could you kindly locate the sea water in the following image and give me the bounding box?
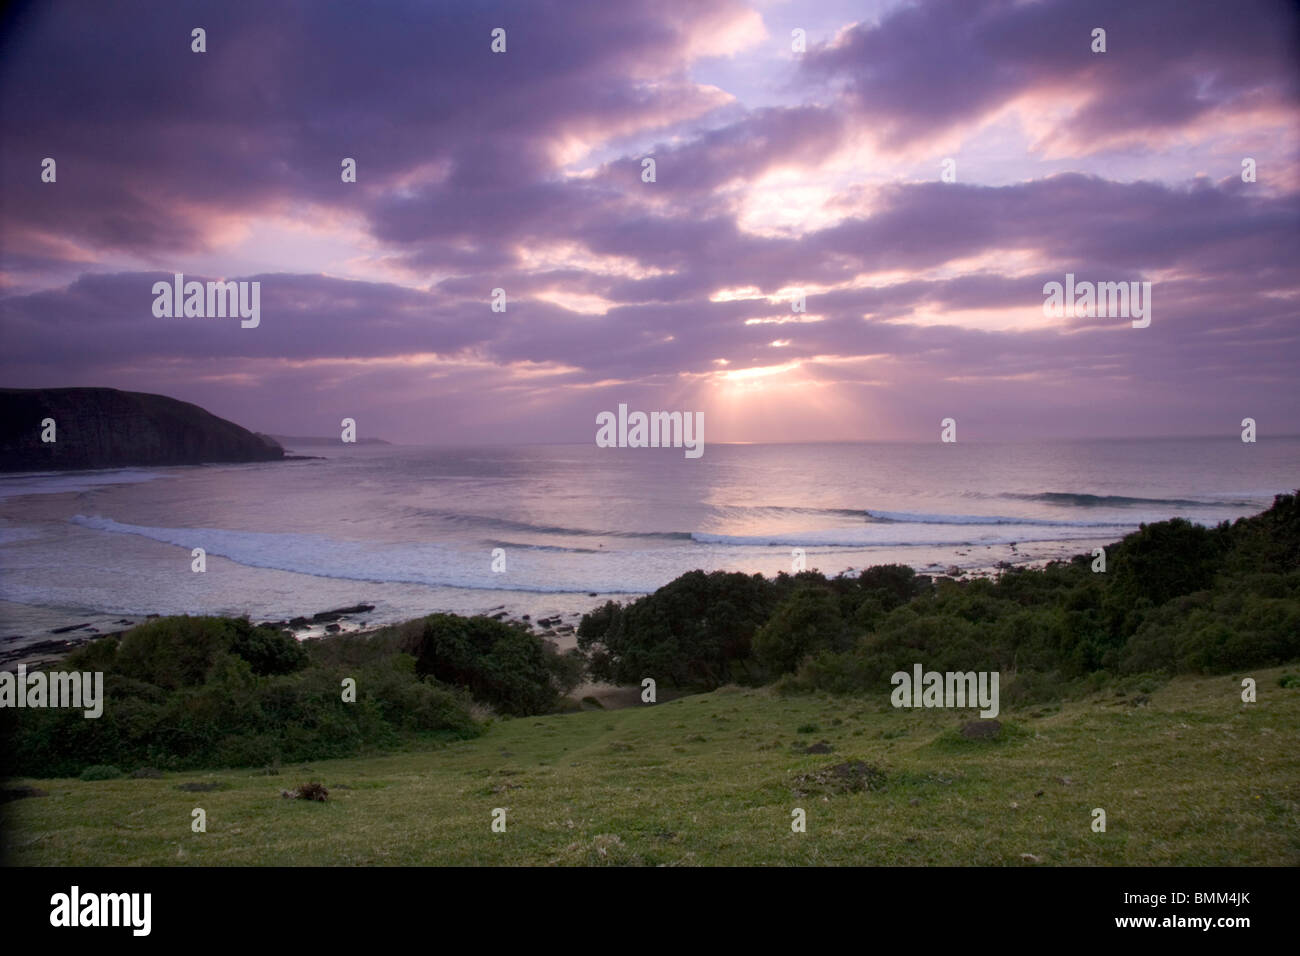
[1,437,1295,640]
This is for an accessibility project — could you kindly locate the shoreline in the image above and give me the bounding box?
[0,547,1077,671]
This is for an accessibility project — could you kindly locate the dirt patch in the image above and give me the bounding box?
[792,760,887,796]
[796,740,834,754]
[281,782,328,801]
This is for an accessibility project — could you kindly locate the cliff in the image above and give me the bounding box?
[0,387,284,471]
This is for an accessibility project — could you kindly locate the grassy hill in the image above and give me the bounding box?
[4,665,1296,866]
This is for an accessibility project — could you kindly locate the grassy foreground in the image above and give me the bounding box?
[4,666,1297,866]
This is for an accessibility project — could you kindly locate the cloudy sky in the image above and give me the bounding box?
[1,0,1297,443]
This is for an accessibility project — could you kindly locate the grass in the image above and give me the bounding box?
[3,666,1297,866]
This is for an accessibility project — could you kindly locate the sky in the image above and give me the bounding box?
[1,0,1297,444]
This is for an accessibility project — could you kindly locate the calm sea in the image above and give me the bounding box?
[1,437,1296,639]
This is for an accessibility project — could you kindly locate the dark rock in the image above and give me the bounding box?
[311,612,343,623]
[50,623,91,634]
[588,592,598,597]
[0,387,284,471]
[324,623,341,633]
[320,604,374,616]
[960,719,1003,740]
[288,617,309,628]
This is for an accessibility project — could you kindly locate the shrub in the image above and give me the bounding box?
[79,765,124,781]
[2,619,483,778]
[578,570,779,688]
[228,621,309,676]
[753,587,847,675]
[412,614,567,716]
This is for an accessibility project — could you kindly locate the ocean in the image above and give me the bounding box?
[1,437,1296,644]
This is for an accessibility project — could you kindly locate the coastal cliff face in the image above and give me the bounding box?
[0,387,283,471]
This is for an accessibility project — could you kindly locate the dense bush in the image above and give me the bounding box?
[752,586,849,675]
[410,613,582,717]
[0,617,482,778]
[781,493,1300,699]
[577,570,780,688]
[102,615,308,689]
[579,493,1300,701]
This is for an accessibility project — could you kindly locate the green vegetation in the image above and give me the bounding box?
[412,613,582,716]
[0,616,530,778]
[3,667,1296,865]
[2,494,1298,865]
[579,569,780,688]
[580,492,1300,700]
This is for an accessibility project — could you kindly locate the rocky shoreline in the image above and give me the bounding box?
[0,600,592,670]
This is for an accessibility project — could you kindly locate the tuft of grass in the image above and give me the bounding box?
[78,765,124,781]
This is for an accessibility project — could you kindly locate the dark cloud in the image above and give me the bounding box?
[801,0,1300,150]
[0,0,1296,440]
